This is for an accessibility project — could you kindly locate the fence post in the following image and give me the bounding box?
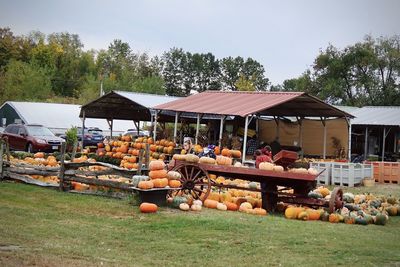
[0,140,4,180]
[137,149,144,175]
[145,143,150,171]
[71,139,78,160]
[58,142,67,191]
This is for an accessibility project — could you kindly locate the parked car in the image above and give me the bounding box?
[123,129,149,137]
[2,124,64,153]
[60,127,104,147]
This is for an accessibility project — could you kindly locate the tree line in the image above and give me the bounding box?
[0,27,399,106]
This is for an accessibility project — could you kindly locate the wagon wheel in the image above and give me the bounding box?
[171,162,211,201]
[328,187,344,213]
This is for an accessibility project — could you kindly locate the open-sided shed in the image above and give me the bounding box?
[154,91,354,161]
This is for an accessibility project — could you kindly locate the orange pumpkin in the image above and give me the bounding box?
[223,201,238,211]
[97,143,104,148]
[138,180,154,189]
[214,146,221,155]
[34,152,45,158]
[139,202,158,213]
[306,209,321,221]
[105,145,111,152]
[149,160,166,171]
[168,180,182,188]
[221,148,231,157]
[230,150,241,159]
[216,155,232,166]
[329,213,340,223]
[204,199,219,209]
[153,178,168,188]
[253,208,267,216]
[128,156,137,163]
[149,170,167,179]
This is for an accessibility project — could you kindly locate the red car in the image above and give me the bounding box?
[1,124,64,153]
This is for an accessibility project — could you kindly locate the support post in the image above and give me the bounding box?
[173,112,179,144]
[242,115,249,163]
[195,113,200,145]
[81,110,85,149]
[150,112,154,138]
[297,117,303,159]
[0,140,4,180]
[153,110,157,141]
[58,142,66,191]
[107,119,113,139]
[382,127,386,162]
[274,117,280,139]
[321,118,327,159]
[219,116,225,148]
[255,116,259,137]
[347,119,352,161]
[134,121,140,136]
[364,127,368,160]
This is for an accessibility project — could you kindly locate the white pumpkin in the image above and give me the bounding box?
[239,202,252,212]
[179,203,190,211]
[192,200,203,206]
[167,171,181,180]
[216,202,227,211]
[234,162,242,167]
[191,204,202,211]
[273,165,284,172]
[259,162,275,171]
[308,168,318,175]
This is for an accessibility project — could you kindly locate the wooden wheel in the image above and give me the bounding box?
[329,187,344,213]
[171,162,211,201]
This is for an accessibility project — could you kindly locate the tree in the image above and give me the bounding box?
[219,56,244,91]
[235,73,255,91]
[0,60,52,102]
[162,48,189,96]
[0,27,34,68]
[192,52,221,92]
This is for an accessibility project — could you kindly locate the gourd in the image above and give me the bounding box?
[328,213,340,223]
[223,201,238,211]
[239,202,253,212]
[132,175,150,187]
[308,168,318,175]
[167,171,181,180]
[192,200,202,206]
[216,156,232,166]
[179,203,190,211]
[140,202,158,213]
[168,180,182,188]
[306,209,321,220]
[273,165,284,172]
[320,211,330,221]
[138,180,154,189]
[152,178,168,188]
[173,154,186,161]
[204,199,218,209]
[230,150,241,158]
[343,192,355,203]
[216,202,227,211]
[207,192,221,202]
[253,208,267,216]
[297,211,309,220]
[172,196,188,208]
[221,148,231,157]
[248,182,258,189]
[308,191,323,199]
[355,216,368,225]
[344,216,356,224]
[191,204,202,211]
[185,154,200,163]
[316,187,330,197]
[387,196,397,205]
[199,157,216,165]
[34,152,45,158]
[374,214,388,225]
[284,207,302,219]
[259,162,274,171]
[149,160,165,171]
[149,170,168,179]
[386,206,397,216]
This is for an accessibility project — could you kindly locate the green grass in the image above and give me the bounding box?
[0,182,399,267]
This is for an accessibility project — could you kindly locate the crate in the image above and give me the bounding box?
[331,163,373,187]
[372,162,400,184]
[310,162,332,185]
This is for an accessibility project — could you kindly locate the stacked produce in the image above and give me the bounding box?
[284,186,399,226]
[137,160,182,190]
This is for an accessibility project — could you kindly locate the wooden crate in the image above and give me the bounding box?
[372,162,400,184]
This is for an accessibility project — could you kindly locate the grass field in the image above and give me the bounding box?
[0,182,399,267]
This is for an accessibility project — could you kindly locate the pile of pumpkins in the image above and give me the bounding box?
[285,187,400,226]
[136,160,182,189]
[98,136,177,168]
[22,152,60,167]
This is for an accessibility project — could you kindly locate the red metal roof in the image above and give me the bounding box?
[154,91,353,118]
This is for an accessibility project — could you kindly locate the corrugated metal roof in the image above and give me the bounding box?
[351,106,400,126]
[154,91,352,118]
[113,90,179,108]
[1,101,134,132]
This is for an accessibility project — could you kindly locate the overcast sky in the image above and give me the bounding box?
[1,0,399,85]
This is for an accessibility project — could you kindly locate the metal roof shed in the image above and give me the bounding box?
[155,91,353,161]
[79,90,179,138]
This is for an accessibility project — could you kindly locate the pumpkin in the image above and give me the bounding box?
[223,201,238,211]
[328,213,340,223]
[248,182,258,189]
[179,203,190,211]
[273,165,284,172]
[138,180,154,189]
[168,180,182,188]
[167,171,181,180]
[216,202,227,211]
[216,156,232,166]
[308,191,323,199]
[374,214,388,225]
[132,175,149,187]
[173,154,186,161]
[221,148,231,157]
[127,156,137,163]
[214,146,220,155]
[47,159,58,167]
[306,209,321,220]
[34,152,45,158]
[149,160,166,171]
[316,187,330,198]
[344,216,356,224]
[191,204,202,211]
[308,168,318,176]
[230,150,241,158]
[259,162,275,171]
[386,206,397,216]
[139,203,158,213]
[239,202,253,212]
[207,192,221,202]
[192,200,202,206]
[387,196,397,205]
[199,157,216,165]
[185,154,200,163]
[204,199,219,209]
[297,211,309,220]
[149,170,168,179]
[254,208,267,216]
[153,178,168,188]
[172,196,188,208]
[285,207,302,219]
[73,182,89,191]
[355,217,368,225]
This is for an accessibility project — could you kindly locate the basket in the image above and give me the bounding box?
[362,177,375,187]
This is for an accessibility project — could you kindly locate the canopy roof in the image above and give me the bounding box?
[80,91,179,121]
[351,106,400,127]
[154,91,354,118]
